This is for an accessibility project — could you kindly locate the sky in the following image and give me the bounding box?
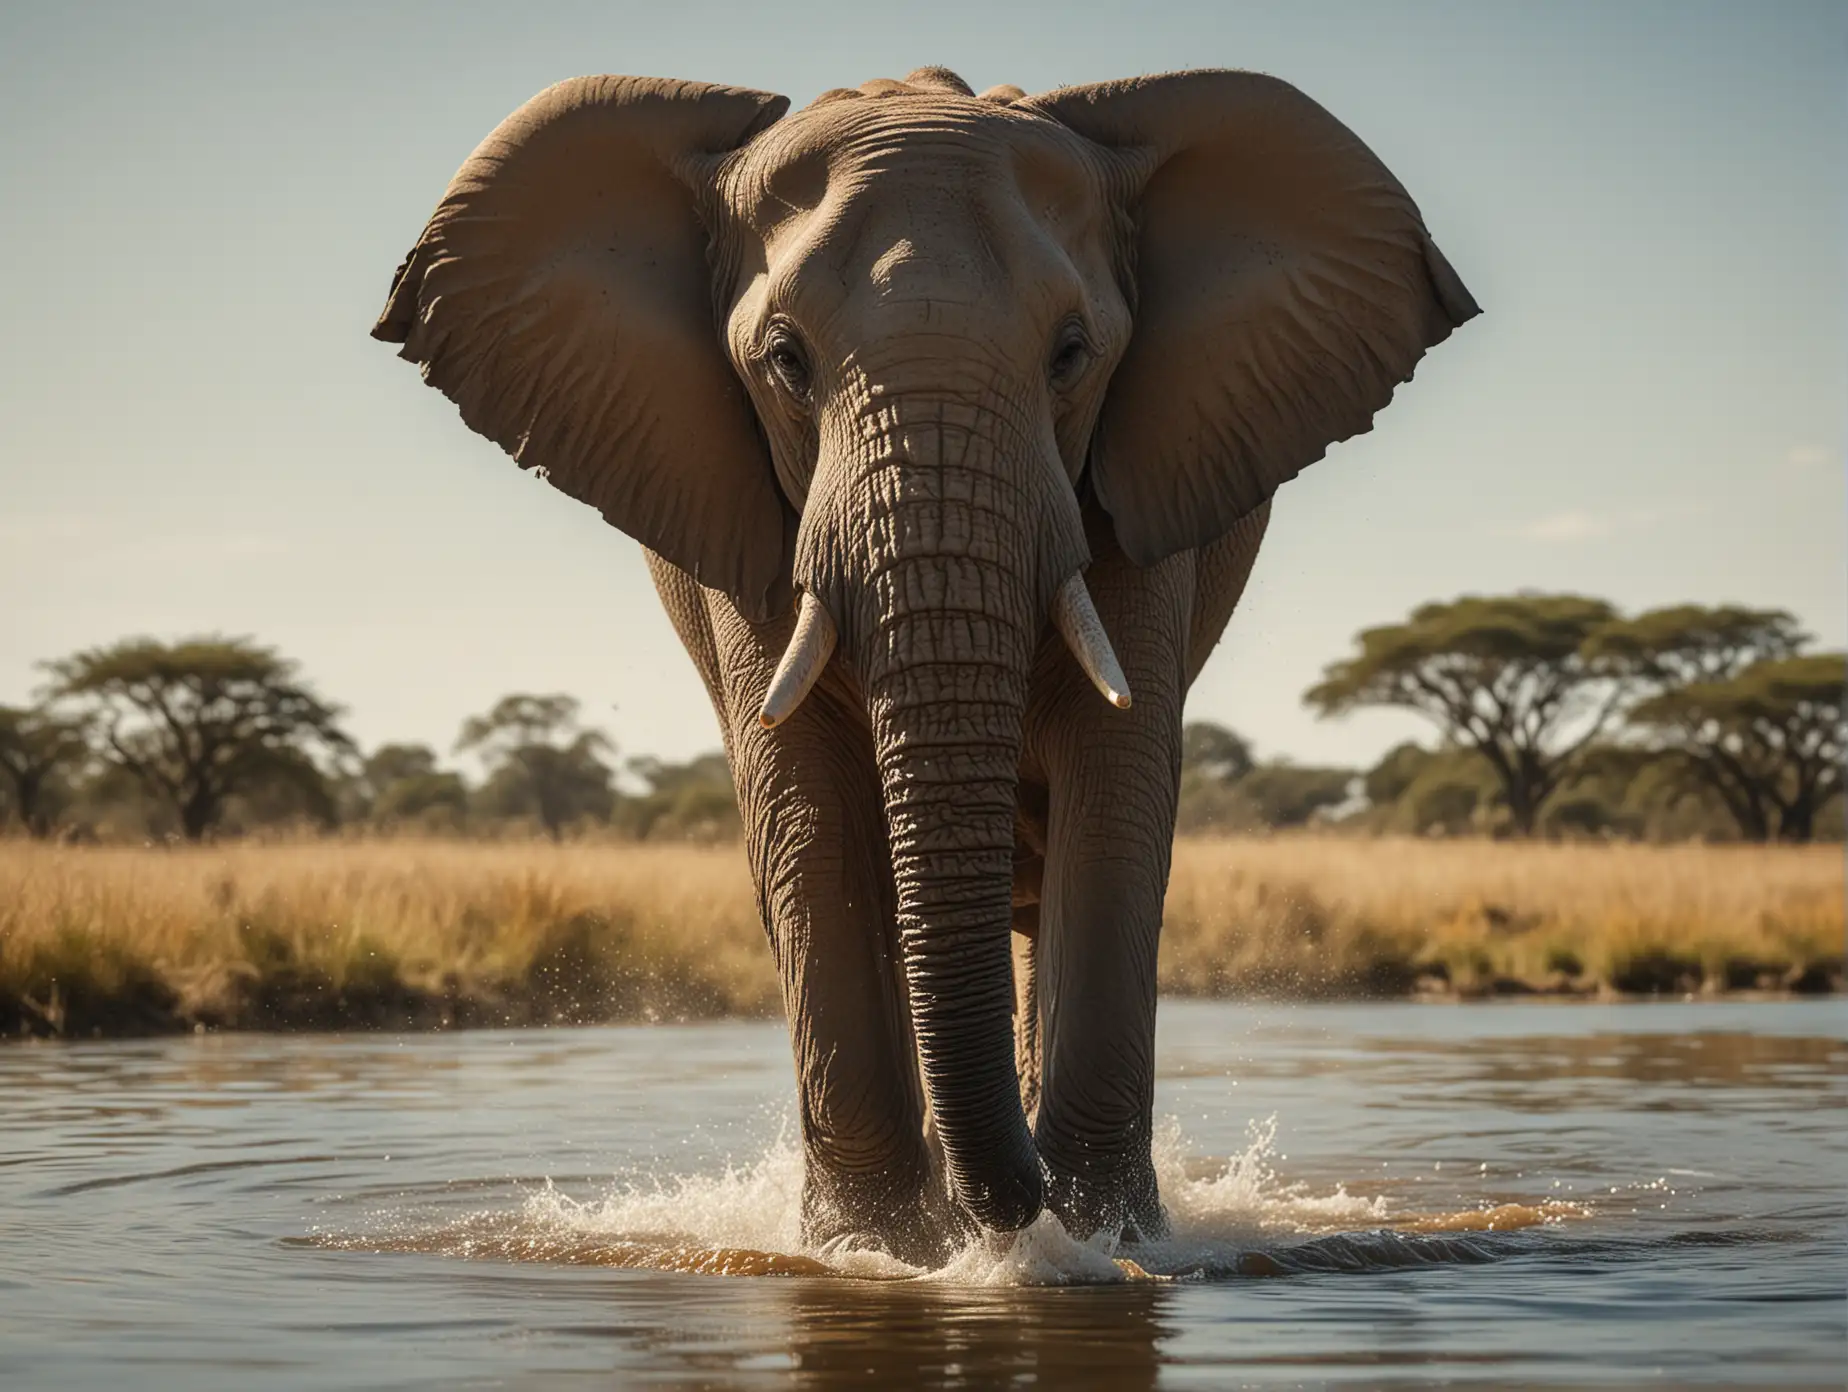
[1,1,1842,774]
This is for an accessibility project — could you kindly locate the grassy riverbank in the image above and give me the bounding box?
[2,836,1840,1038]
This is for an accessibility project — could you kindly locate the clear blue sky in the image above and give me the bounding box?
[2,1,1841,772]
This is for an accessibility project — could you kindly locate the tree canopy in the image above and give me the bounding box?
[1310,600,1842,842]
[1236,761,1356,827]
[355,742,470,829]
[1588,604,1805,685]
[1181,722,1255,785]
[1627,653,1845,842]
[1359,742,1501,835]
[1176,721,1354,832]
[612,753,741,841]
[3,602,1837,845]
[46,637,352,840]
[456,694,614,840]
[1306,594,1634,834]
[0,704,90,837]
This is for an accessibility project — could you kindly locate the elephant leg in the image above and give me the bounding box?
[1026,547,1193,1244]
[704,600,950,1262]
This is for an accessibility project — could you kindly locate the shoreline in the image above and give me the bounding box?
[5,836,1840,1041]
[9,966,1839,1044]
[8,982,1840,1045]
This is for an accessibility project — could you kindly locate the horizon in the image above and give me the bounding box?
[3,1,1842,773]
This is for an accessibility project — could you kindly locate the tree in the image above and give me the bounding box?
[355,743,469,829]
[46,637,353,841]
[1175,722,1352,832]
[1305,594,1630,835]
[1236,761,1357,828]
[1181,722,1255,784]
[220,747,343,833]
[67,760,168,839]
[1626,654,1845,842]
[612,753,740,841]
[1582,606,1830,842]
[1537,744,1651,838]
[1538,743,1749,842]
[456,694,613,840]
[1175,721,1262,832]
[1362,742,1499,835]
[0,704,90,837]
[1400,758,1497,835]
[1362,741,1436,810]
[1587,604,1805,686]
[364,742,442,788]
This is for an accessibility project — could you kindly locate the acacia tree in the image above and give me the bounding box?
[0,703,90,837]
[1587,604,1805,686]
[1567,604,1816,840]
[456,694,613,840]
[47,637,353,841]
[1627,654,1844,842]
[1305,594,1630,835]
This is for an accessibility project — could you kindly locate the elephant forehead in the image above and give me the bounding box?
[730,107,1114,326]
[756,190,1095,348]
[729,96,1107,244]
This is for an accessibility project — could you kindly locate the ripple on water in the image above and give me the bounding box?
[296,1115,1592,1286]
[10,1002,1843,1386]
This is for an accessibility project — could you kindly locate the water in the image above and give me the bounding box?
[2,1000,1842,1388]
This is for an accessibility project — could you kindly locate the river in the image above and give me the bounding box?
[2,999,1842,1387]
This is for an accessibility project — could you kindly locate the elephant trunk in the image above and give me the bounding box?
[870,620,1040,1231]
[791,397,1088,1233]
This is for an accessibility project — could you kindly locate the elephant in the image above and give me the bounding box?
[373,65,1476,1259]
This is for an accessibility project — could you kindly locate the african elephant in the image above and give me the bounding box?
[374,65,1476,1258]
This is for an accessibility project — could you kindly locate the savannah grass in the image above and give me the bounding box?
[1,836,1839,1038]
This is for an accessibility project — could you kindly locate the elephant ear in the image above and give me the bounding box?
[373,76,793,618]
[1023,71,1479,565]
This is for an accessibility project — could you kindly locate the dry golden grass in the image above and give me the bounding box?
[1163,835,1843,999]
[0,840,778,1037]
[1,835,1839,1037]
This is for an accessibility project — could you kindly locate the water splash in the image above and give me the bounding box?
[306,1114,1587,1284]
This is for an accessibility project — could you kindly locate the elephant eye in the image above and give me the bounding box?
[1048,325,1092,390]
[765,326,812,402]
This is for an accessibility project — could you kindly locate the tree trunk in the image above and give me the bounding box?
[1504,776,1539,836]
[17,769,52,839]
[1777,797,1816,844]
[180,787,217,841]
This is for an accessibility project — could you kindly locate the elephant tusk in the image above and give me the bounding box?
[1052,574,1132,710]
[759,592,838,729]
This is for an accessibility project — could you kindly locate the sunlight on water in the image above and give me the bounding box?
[307,1113,1588,1285]
[10,1003,1843,1386]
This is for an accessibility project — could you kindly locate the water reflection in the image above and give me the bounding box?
[2,1000,1842,1388]
[768,1281,1172,1391]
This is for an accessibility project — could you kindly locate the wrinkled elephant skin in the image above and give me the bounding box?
[374,65,1477,1256]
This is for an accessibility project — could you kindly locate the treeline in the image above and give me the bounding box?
[1,594,1841,845]
[1182,595,1844,843]
[0,645,737,844]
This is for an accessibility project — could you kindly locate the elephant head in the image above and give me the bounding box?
[375,67,1476,1233]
